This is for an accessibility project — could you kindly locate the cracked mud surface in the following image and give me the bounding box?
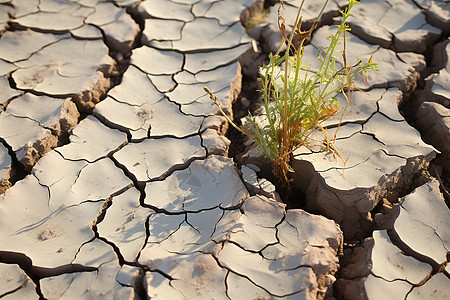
[0,0,449,299]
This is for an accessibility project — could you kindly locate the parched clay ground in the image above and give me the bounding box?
[0,0,449,299]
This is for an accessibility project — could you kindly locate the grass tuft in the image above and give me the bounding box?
[206,0,379,189]
[243,7,270,33]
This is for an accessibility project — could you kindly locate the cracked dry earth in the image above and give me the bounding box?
[0,0,449,299]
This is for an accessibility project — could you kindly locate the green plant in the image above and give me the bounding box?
[206,0,378,187]
[243,7,270,33]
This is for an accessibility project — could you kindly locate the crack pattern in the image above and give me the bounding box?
[0,0,449,299]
